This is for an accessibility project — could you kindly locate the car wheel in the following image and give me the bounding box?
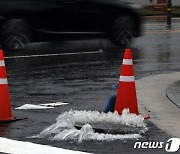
[1,19,32,50]
[111,16,136,46]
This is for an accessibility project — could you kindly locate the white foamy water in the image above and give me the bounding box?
[33,109,147,142]
[70,109,145,127]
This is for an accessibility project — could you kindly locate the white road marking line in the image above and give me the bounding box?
[0,137,90,154]
[16,102,68,110]
[5,50,103,59]
[15,104,54,110]
[40,102,69,107]
[36,29,105,35]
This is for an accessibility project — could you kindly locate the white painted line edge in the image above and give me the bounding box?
[15,102,69,110]
[0,137,90,154]
[15,104,54,110]
[40,102,69,107]
[5,50,103,59]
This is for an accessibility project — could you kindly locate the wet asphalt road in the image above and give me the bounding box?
[1,18,180,153]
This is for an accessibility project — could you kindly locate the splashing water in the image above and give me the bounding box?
[33,109,148,142]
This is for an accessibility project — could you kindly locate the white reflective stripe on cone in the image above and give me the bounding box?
[122,59,133,65]
[119,75,135,82]
[0,78,8,84]
[0,60,5,66]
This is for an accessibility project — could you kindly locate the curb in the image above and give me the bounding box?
[136,72,180,138]
[166,80,180,109]
[142,15,167,19]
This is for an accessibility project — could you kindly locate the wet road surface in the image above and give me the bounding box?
[1,18,180,153]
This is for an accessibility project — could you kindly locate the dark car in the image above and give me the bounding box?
[0,0,142,50]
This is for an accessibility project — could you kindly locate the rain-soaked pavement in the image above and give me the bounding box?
[1,18,180,153]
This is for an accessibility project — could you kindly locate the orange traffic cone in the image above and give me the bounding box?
[0,50,14,122]
[115,48,139,115]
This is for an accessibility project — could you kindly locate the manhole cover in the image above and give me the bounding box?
[75,123,142,134]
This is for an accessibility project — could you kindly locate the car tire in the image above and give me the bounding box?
[0,19,32,50]
[111,16,136,46]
